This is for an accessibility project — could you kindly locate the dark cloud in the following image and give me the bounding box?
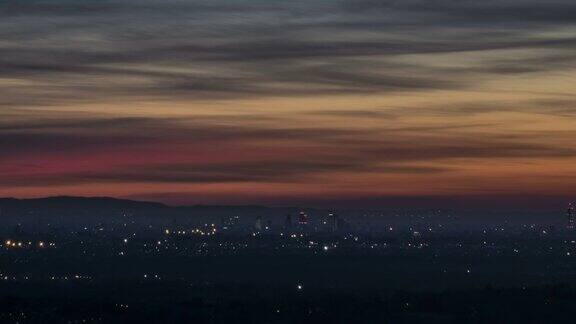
[343,0,576,24]
[0,162,451,187]
[1,115,575,188]
[2,114,574,157]
[1,0,575,106]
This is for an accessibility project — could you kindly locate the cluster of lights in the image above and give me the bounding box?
[4,240,53,249]
[191,227,217,236]
[165,226,217,236]
[49,275,92,281]
[143,274,162,280]
[406,242,428,248]
[5,240,23,248]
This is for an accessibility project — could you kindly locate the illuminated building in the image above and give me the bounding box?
[298,211,308,225]
[568,203,576,229]
[328,213,338,233]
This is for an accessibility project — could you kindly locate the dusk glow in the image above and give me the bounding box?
[1,0,575,209]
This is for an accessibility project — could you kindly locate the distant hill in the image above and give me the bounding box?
[0,196,167,209]
[0,196,304,222]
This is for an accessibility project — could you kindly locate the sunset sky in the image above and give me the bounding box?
[1,0,575,209]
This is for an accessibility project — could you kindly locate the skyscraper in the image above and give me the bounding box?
[567,203,576,230]
[328,213,338,233]
[298,211,308,225]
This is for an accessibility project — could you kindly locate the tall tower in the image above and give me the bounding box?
[567,203,576,230]
[328,213,338,233]
[298,211,308,225]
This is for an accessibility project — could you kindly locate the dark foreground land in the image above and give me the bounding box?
[3,256,576,323]
[3,245,576,323]
[3,280,576,323]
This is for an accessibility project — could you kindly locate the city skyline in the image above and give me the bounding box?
[1,0,575,210]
